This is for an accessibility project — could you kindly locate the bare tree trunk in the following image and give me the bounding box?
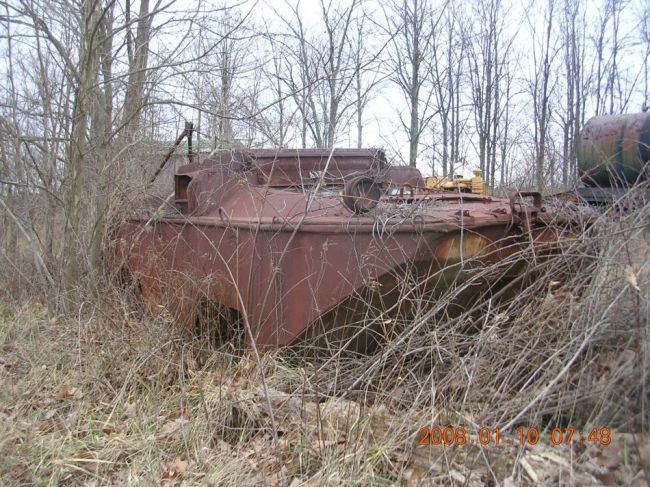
[561,0,580,187]
[351,14,380,150]
[594,3,608,115]
[385,0,439,167]
[356,62,363,148]
[218,39,233,147]
[121,0,153,141]
[641,3,650,110]
[3,3,22,261]
[408,0,421,167]
[89,3,115,270]
[499,73,511,187]
[429,12,453,176]
[530,0,557,191]
[64,0,102,293]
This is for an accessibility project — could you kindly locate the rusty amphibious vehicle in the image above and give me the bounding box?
[110,142,581,351]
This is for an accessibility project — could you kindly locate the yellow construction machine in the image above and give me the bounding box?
[424,170,488,195]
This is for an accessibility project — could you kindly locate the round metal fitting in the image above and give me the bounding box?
[342,176,381,214]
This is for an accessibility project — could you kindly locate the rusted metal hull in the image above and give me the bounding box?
[113,209,571,349]
[109,148,579,350]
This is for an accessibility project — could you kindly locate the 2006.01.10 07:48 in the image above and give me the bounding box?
[418,426,612,447]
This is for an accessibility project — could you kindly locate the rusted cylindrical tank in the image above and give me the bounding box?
[578,112,650,186]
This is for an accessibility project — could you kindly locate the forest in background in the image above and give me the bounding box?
[1,0,648,299]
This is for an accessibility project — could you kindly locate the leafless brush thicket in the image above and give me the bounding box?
[1,185,648,484]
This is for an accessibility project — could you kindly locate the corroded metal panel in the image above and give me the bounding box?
[109,148,580,350]
[578,112,650,186]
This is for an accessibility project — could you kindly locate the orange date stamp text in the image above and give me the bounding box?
[417,426,612,447]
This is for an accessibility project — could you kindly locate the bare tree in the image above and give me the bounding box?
[121,0,154,141]
[428,7,469,177]
[384,0,440,167]
[558,0,589,186]
[276,0,361,148]
[497,69,514,187]
[350,12,383,149]
[0,0,251,299]
[254,32,297,147]
[464,0,515,188]
[643,2,650,107]
[591,0,639,115]
[196,9,254,148]
[528,0,559,190]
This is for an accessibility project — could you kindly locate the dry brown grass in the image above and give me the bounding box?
[0,187,649,486]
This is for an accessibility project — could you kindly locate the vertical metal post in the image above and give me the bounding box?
[186,121,194,164]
